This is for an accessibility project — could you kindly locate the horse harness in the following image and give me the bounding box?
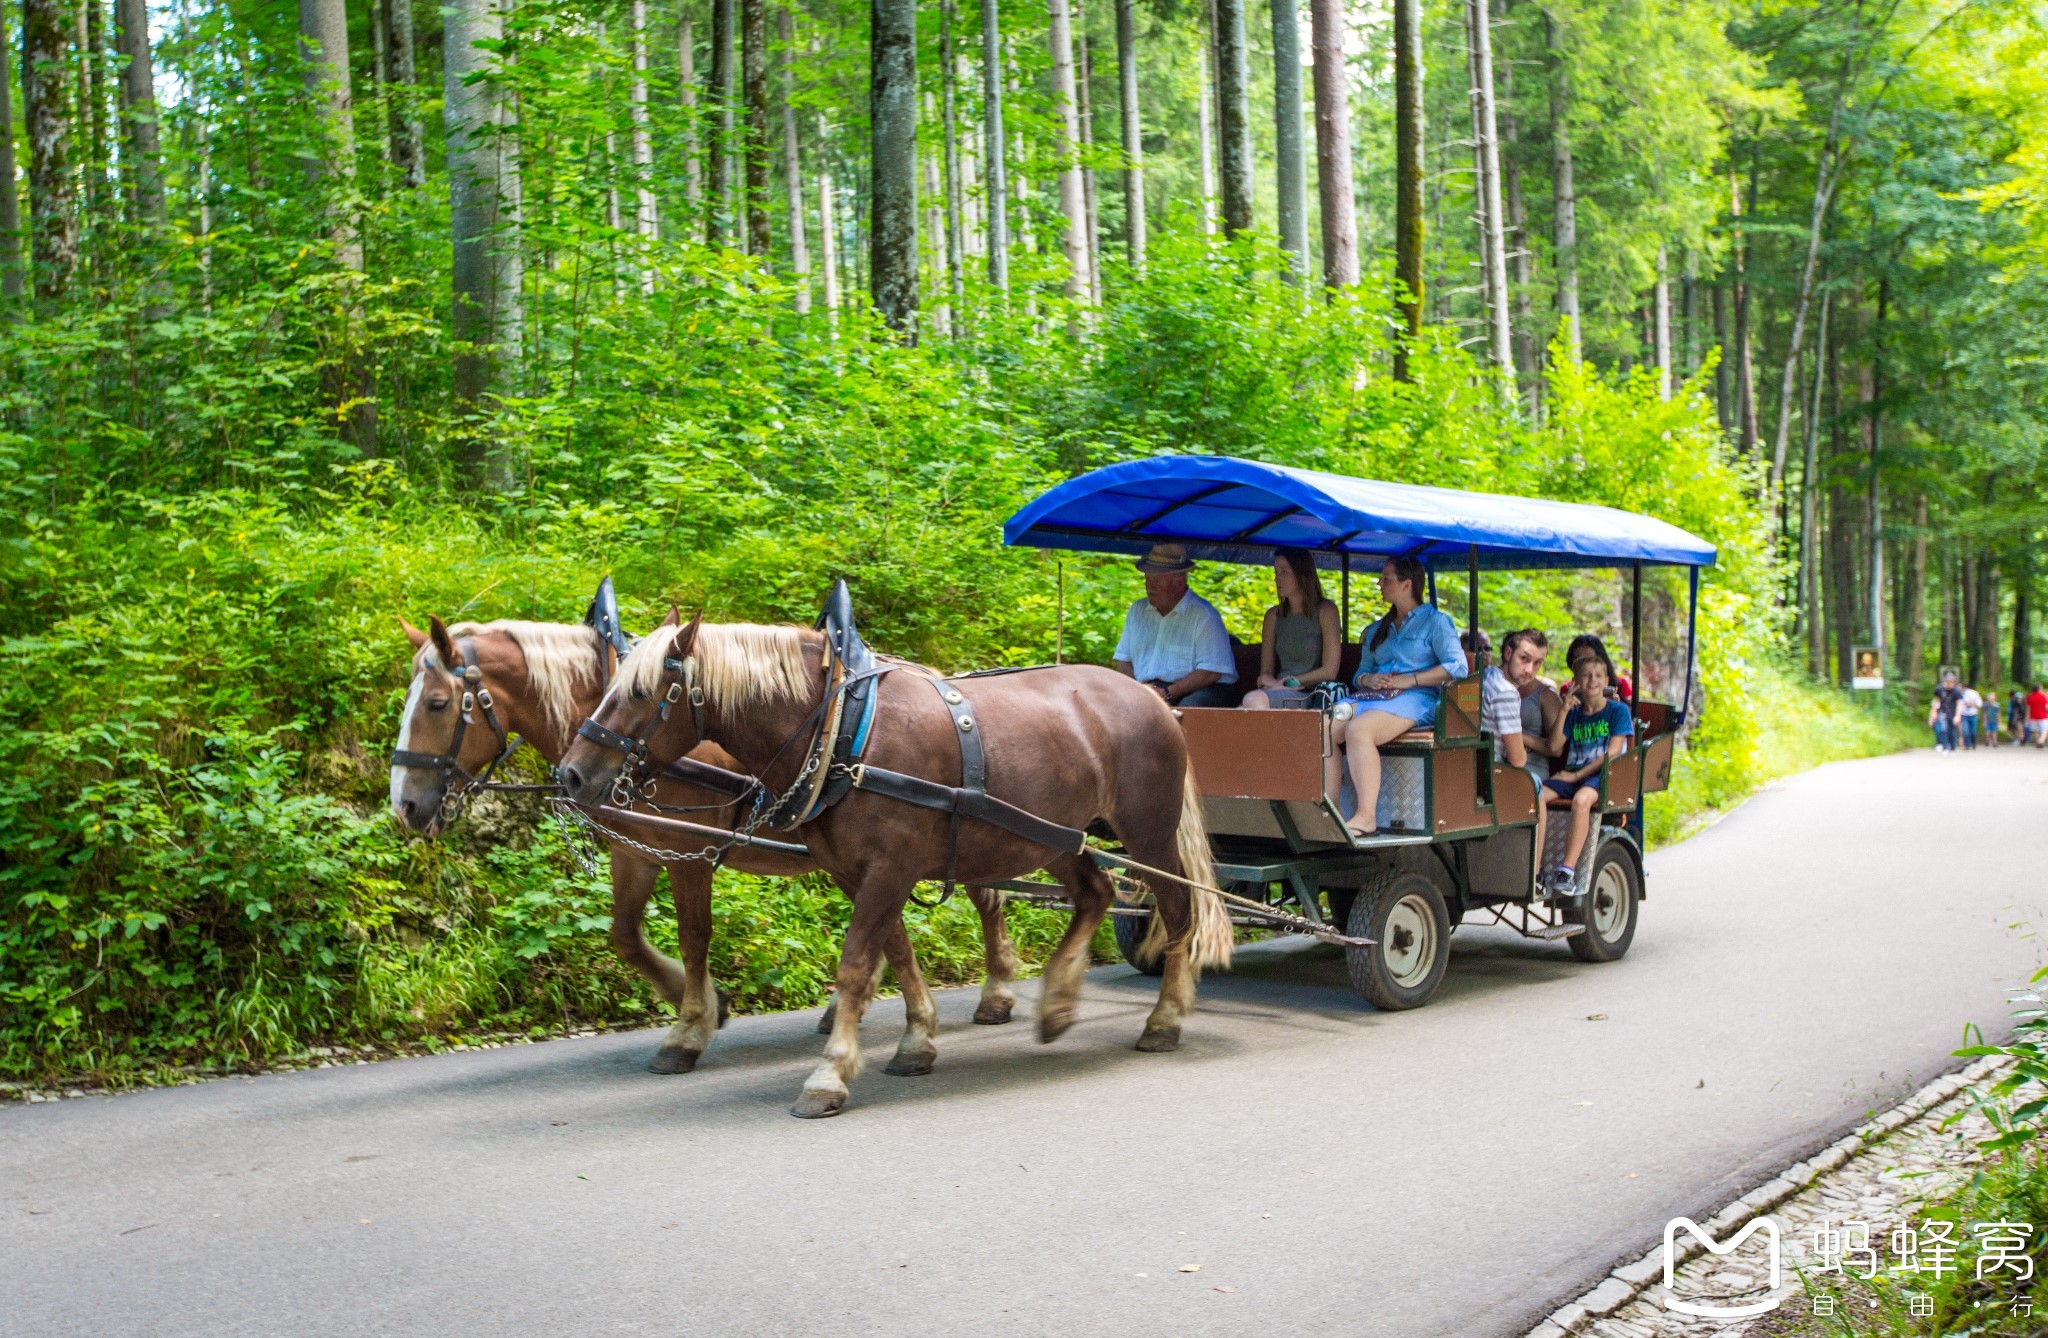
[388,635,522,823]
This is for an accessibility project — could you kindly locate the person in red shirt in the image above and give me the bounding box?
[2027,683,2048,748]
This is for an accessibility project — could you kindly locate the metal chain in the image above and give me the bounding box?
[550,801,730,868]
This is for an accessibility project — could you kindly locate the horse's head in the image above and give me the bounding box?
[389,615,512,836]
[557,608,707,808]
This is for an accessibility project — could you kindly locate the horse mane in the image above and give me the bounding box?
[445,619,602,736]
[619,621,816,712]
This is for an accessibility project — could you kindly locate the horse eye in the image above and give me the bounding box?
[428,697,451,711]
[630,686,650,702]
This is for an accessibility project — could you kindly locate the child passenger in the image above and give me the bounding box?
[1543,655,1634,897]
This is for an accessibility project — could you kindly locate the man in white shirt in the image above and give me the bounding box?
[1113,544,1238,707]
[1960,684,1983,750]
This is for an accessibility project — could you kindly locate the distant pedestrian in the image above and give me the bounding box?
[2011,689,2028,745]
[2030,683,2048,747]
[1984,693,2002,747]
[1930,673,1963,752]
[1961,684,1983,750]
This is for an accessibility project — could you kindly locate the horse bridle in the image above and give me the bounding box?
[390,639,522,825]
[573,654,710,807]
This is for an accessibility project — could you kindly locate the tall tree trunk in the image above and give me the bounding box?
[708,0,735,243]
[819,116,840,315]
[1195,54,1216,236]
[1681,251,1697,376]
[2013,569,2032,687]
[1867,279,1888,667]
[1800,290,1830,676]
[1903,491,1927,685]
[1497,0,1533,389]
[938,0,964,315]
[81,0,108,218]
[1653,243,1671,399]
[679,9,702,210]
[980,0,1008,290]
[779,8,810,313]
[1978,480,2000,684]
[385,0,424,187]
[446,0,524,484]
[1466,0,1510,392]
[1115,0,1144,271]
[1769,96,1846,490]
[1542,10,1577,363]
[1712,281,1729,430]
[1076,12,1100,303]
[870,0,918,332]
[111,0,163,228]
[1047,0,1088,314]
[631,0,657,289]
[742,0,770,256]
[299,0,375,452]
[1732,154,1759,453]
[0,4,27,301]
[1962,554,1981,683]
[1308,0,1355,288]
[1214,0,1251,237]
[922,113,947,333]
[1392,0,1423,371]
[1826,333,1856,682]
[24,0,78,298]
[1270,0,1306,278]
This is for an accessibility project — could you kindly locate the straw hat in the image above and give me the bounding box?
[1133,543,1196,574]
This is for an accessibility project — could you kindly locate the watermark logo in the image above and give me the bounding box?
[1662,1217,1782,1318]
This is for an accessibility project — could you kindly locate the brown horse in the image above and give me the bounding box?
[557,612,1233,1118]
[387,615,1027,1074]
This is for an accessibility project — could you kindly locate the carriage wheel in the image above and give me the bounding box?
[1565,840,1640,963]
[1343,869,1450,1011]
[1112,911,1166,977]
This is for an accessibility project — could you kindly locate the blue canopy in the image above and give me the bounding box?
[1003,456,1717,570]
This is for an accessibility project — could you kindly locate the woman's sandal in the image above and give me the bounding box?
[1344,822,1378,839]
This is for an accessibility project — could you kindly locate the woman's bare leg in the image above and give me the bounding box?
[1342,711,1419,835]
[1242,689,1273,710]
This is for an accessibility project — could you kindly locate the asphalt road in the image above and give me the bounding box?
[7,747,2048,1338]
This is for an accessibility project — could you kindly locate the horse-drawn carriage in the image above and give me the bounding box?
[395,454,1712,1116]
[1000,455,1714,1010]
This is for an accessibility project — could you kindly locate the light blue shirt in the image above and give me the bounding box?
[1354,603,1468,683]
[1114,591,1237,685]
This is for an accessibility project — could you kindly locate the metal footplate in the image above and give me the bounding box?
[1521,921,1586,941]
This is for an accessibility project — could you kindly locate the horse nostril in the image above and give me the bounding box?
[560,766,582,793]
[402,800,416,820]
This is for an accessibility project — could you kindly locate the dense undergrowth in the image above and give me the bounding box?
[0,242,1914,1088]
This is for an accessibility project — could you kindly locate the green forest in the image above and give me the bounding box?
[0,0,2038,1087]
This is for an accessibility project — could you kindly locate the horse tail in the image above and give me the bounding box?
[1140,763,1233,974]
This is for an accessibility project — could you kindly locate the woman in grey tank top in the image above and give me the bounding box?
[1240,548,1342,709]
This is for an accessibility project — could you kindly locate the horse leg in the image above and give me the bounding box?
[1038,856,1113,1044]
[818,954,889,1035]
[604,853,700,1071]
[647,859,720,1075]
[879,918,939,1077]
[792,885,903,1118]
[968,886,1019,1025]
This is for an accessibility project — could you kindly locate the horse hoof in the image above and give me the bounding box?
[1135,1027,1181,1053]
[817,1001,838,1035]
[716,989,732,1029]
[648,1046,702,1075]
[1039,1009,1075,1044]
[790,1089,847,1119]
[972,999,1015,1025]
[883,1053,936,1077]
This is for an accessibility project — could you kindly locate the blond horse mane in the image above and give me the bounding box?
[441,620,603,736]
[616,620,816,712]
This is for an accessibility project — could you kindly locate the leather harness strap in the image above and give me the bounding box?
[389,638,520,822]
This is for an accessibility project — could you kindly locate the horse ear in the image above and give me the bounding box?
[398,616,430,650]
[427,615,459,668]
[657,606,681,629]
[675,610,705,656]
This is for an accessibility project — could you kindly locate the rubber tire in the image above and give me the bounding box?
[1113,911,1166,977]
[1344,869,1452,1010]
[1565,839,1640,963]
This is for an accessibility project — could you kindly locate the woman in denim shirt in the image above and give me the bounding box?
[1326,555,1469,836]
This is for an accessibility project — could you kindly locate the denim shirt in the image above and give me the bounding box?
[1354,604,1468,683]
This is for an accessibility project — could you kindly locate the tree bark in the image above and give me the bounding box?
[1195,54,1217,237]
[111,0,164,228]
[938,0,964,315]
[0,3,27,301]
[1867,279,1888,669]
[1076,12,1100,303]
[1271,0,1306,278]
[1732,154,1759,453]
[631,0,658,287]
[1308,0,1355,288]
[742,0,771,256]
[384,0,425,187]
[679,10,702,211]
[81,0,108,217]
[1497,0,1533,387]
[819,116,840,315]
[299,0,375,452]
[708,0,735,243]
[980,0,1008,290]
[1800,291,1830,676]
[1214,0,1252,237]
[870,0,919,332]
[1653,243,1670,399]
[1542,9,1577,363]
[446,0,524,483]
[779,8,810,313]
[1769,94,1846,490]
[1392,0,1423,370]
[1466,0,1510,391]
[25,0,80,298]
[1712,281,1728,431]
[1115,0,1144,271]
[1047,0,1088,315]
[1903,490,1926,685]
[2013,570,2032,687]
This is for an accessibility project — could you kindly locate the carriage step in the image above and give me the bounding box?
[1522,922,1586,941]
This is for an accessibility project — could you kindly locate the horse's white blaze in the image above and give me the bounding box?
[389,674,425,814]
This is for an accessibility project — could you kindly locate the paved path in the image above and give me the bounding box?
[7,748,2048,1337]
